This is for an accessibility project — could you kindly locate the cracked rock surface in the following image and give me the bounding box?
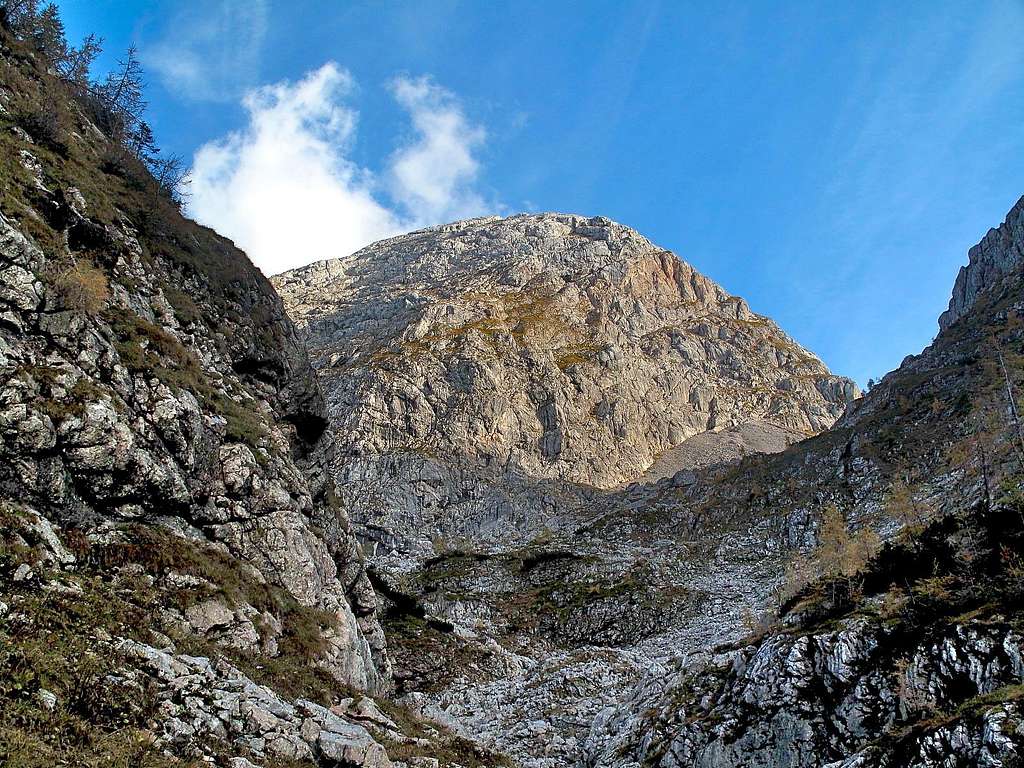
[277,198,1024,768]
[274,213,856,556]
[0,202,388,692]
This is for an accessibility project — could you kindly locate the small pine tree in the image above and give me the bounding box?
[96,44,147,138]
[886,477,920,528]
[779,552,814,604]
[127,120,158,160]
[1,1,186,203]
[60,32,101,87]
[149,154,191,206]
[0,0,41,32]
[844,527,880,579]
[813,504,879,597]
[816,503,851,578]
[27,2,65,61]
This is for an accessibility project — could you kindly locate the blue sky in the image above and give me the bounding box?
[54,1,1024,387]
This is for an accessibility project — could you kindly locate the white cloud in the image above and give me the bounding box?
[188,66,496,275]
[189,64,402,274]
[144,0,268,102]
[387,76,489,224]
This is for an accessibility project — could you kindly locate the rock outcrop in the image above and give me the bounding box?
[584,499,1024,768]
[0,190,388,693]
[587,617,1024,768]
[939,195,1024,331]
[119,639,395,768]
[0,25,401,766]
[2,498,493,767]
[274,213,855,556]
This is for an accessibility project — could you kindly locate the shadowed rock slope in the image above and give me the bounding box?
[271,214,858,765]
[584,194,1024,767]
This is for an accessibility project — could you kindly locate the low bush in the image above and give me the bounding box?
[14,101,68,154]
[43,259,109,315]
[162,285,202,326]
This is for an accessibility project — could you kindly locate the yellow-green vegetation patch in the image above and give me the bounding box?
[554,341,605,371]
[162,285,203,326]
[41,257,110,315]
[729,316,771,330]
[103,308,206,387]
[503,290,564,343]
[86,526,339,658]
[955,683,1024,716]
[0,515,189,766]
[766,333,813,363]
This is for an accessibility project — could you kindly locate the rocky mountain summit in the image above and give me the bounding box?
[275,197,1024,768]
[274,213,855,556]
[939,195,1024,331]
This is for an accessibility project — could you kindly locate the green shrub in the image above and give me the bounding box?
[103,310,269,449]
[216,395,268,448]
[103,309,210,393]
[34,377,109,421]
[163,285,202,326]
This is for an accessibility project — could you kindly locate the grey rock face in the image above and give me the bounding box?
[346,196,1024,768]
[119,639,394,768]
[939,194,1024,331]
[578,194,1024,768]
[274,213,856,554]
[270,212,859,766]
[0,197,388,692]
[584,619,1024,768]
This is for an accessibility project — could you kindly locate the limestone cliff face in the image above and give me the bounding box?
[274,213,856,554]
[587,614,1024,768]
[0,211,388,692]
[268,196,1024,768]
[0,30,389,697]
[939,194,1024,331]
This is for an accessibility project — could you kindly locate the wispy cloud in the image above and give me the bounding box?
[388,75,489,224]
[704,0,1024,391]
[188,65,496,274]
[818,0,1024,271]
[144,0,268,102]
